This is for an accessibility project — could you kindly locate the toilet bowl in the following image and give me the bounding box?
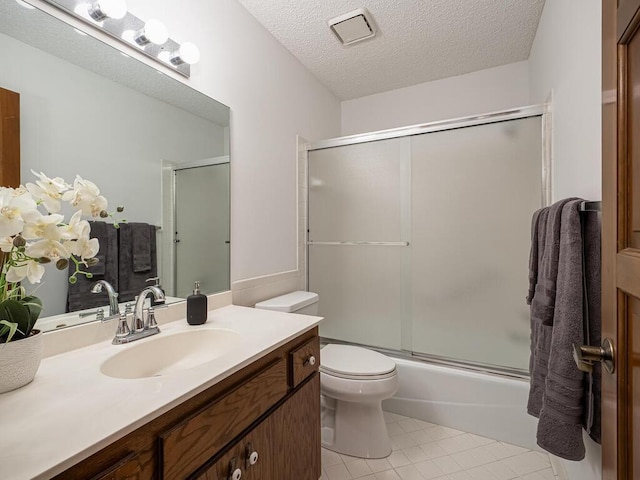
[255,291,399,459]
[320,344,398,458]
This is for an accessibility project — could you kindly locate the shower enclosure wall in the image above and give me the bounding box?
[307,106,548,374]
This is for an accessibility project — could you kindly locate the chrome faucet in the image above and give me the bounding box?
[90,280,120,319]
[133,286,165,332]
[112,285,165,345]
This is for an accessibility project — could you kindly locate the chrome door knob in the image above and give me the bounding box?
[572,338,615,374]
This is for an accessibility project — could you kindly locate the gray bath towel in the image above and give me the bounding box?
[132,224,151,273]
[527,198,601,460]
[66,221,119,312]
[118,222,157,303]
[528,198,576,419]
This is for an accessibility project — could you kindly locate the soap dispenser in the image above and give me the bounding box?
[186,281,207,325]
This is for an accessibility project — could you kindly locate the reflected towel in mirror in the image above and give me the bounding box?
[66,221,118,312]
[118,223,157,303]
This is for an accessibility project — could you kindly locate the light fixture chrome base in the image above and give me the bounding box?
[40,0,191,78]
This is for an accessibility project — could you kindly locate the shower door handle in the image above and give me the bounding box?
[572,338,615,374]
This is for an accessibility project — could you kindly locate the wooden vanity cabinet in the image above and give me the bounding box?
[194,374,320,480]
[53,327,320,480]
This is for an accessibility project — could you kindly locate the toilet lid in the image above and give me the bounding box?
[320,344,396,378]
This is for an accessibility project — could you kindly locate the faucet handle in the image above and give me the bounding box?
[124,303,134,315]
[146,307,160,331]
[96,308,104,321]
[114,313,130,339]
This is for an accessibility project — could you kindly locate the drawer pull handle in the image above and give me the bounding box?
[304,355,316,366]
[228,458,242,480]
[245,443,259,468]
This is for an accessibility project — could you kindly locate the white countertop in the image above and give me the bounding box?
[0,305,321,480]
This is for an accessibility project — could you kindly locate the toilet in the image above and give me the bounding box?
[255,291,399,459]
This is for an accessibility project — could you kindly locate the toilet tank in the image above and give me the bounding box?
[255,291,319,315]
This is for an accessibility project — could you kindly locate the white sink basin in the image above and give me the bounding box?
[100,328,242,379]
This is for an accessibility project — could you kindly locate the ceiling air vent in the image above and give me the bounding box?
[328,8,376,46]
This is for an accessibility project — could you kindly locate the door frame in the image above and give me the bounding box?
[601,0,640,478]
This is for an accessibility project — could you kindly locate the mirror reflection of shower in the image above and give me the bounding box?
[161,156,230,299]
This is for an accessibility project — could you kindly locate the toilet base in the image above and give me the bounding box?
[321,396,392,459]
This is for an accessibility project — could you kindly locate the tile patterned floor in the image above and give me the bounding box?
[320,412,559,480]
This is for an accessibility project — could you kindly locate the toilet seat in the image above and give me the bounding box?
[321,344,397,380]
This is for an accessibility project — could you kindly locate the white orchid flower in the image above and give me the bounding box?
[25,170,71,213]
[67,235,99,261]
[0,188,37,238]
[0,237,13,253]
[58,210,83,241]
[21,210,64,240]
[62,176,108,218]
[25,236,70,261]
[6,260,45,284]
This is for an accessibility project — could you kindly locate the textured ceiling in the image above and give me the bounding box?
[236,0,545,100]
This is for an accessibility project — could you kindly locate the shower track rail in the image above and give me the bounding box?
[320,336,530,380]
[308,104,548,150]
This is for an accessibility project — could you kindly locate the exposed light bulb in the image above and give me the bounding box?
[134,19,169,46]
[88,0,127,21]
[169,42,200,66]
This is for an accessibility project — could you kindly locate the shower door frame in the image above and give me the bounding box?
[305,104,551,378]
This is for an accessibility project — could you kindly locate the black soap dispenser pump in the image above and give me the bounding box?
[186,281,208,325]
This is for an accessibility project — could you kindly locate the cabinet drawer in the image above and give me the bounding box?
[160,358,287,480]
[88,453,143,480]
[289,336,320,388]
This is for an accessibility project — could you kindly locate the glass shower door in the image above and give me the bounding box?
[308,137,411,351]
[409,116,542,370]
[307,114,544,372]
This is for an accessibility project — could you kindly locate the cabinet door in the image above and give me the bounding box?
[194,414,273,480]
[271,373,321,480]
[195,373,320,480]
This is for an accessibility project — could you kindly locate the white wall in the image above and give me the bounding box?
[341,61,531,136]
[529,0,602,203]
[528,1,602,479]
[0,32,224,316]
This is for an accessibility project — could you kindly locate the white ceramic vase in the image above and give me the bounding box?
[0,330,43,394]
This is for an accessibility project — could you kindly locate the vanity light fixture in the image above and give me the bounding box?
[87,0,127,21]
[134,19,169,46]
[41,0,198,77]
[169,42,200,66]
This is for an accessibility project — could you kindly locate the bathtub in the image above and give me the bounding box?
[382,357,540,451]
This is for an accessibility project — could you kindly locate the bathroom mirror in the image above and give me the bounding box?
[0,1,230,330]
